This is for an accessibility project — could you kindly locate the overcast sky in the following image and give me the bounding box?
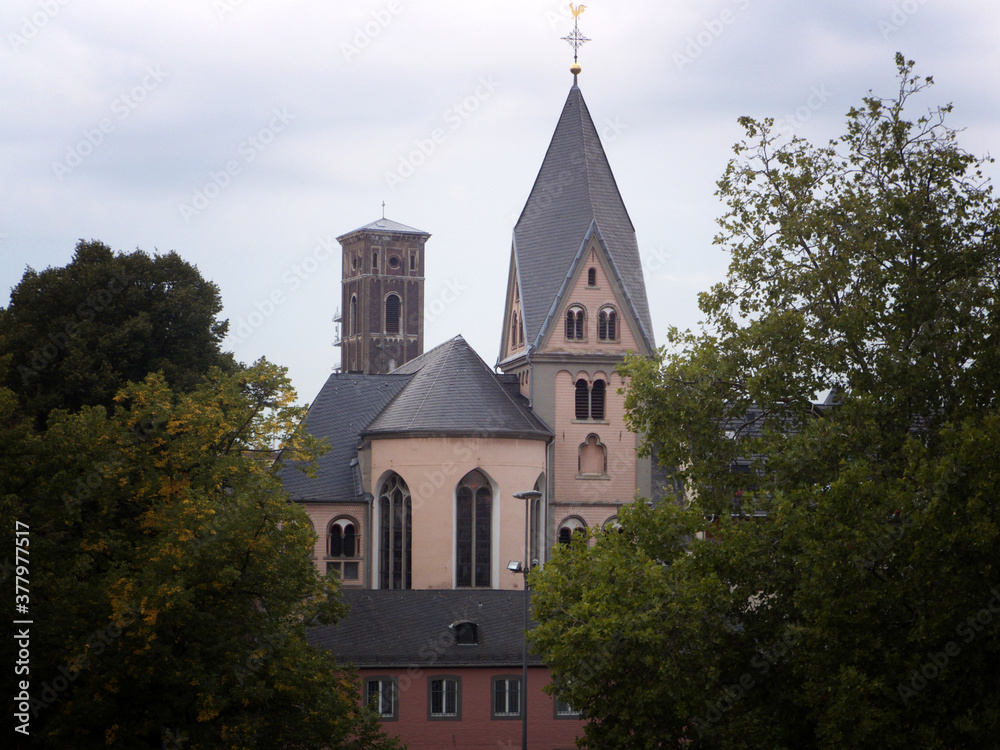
[3,0,999,405]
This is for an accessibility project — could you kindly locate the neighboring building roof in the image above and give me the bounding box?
[278,373,412,502]
[308,589,543,668]
[337,217,431,240]
[513,83,655,352]
[363,335,552,440]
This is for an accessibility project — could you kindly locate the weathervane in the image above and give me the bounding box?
[562,4,590,78]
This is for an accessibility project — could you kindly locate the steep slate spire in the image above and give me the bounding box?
[512,83,654,352]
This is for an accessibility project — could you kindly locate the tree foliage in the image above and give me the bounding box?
[530,56,1000,749]
[1,239,235,427]
[3,360,402,749]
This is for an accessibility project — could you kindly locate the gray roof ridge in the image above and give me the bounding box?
[534,219,598,349]
[590,223,656,353]
[391,333,463,375]
[337,217,430,240]
[398,337,458,430]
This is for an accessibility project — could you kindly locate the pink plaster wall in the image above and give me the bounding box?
[552,368,638,505]
[301,501,369,588]
[369,436,548,590]
[538,238,643,357]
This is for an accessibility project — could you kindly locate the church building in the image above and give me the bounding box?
[283,52,658,749]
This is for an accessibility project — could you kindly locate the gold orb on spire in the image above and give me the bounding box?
[570,62,582,76]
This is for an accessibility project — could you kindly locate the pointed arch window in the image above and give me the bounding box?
[510,311,519,349]
[565,306,584,340]
[385,293,401,335]
[456,469,492,588]
[349,295,358,336]
[379,474,412,589]
[598,307,618,341]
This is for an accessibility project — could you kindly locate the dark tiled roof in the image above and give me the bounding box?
[363,336,552,439]
[307,589,543,668]
[337,217,430,240]
[278,374,411,502]
[513,84,654,352]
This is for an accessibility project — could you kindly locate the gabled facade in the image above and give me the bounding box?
[280,335,552,591]
[498,82,656,552]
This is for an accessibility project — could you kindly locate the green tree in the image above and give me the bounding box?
[4,358,402,749]
[1,240,235,427]
[530,56,1000,749]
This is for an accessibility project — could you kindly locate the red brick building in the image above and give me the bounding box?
[308,590,584,749]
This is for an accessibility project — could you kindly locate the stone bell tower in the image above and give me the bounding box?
[337,217,430,374]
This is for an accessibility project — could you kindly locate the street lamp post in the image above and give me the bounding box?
[512,489,542,750]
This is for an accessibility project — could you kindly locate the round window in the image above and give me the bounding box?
[388,256,400,269]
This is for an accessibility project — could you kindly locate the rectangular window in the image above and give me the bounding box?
[555,697,580,718]
[492,676,521,719]
[365,678,397,720]
[429,677,460,719]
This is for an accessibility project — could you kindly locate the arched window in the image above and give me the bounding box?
[557,517,587,546]
[575,379,590,420]
[578,434,607,475]
[510,312,519,349]
[587,267,596,286]
[349,295,358,336]
[372,251,378,271]
[385,293,401,335]
[575,378,606,420]
[598,307,617,341]
[379,474,411,589]
[591,379,606,420]
[565,306,584,340]
[456,469,492,588]
[328,517,361,581]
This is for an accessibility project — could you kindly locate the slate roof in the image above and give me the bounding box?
[513,83,654,352]
[337,217,430,240]
[278,373,411,502]
[363,336,552,439]
[307,589,543,668]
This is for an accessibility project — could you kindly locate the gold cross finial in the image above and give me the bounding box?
[562,4,590,77]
